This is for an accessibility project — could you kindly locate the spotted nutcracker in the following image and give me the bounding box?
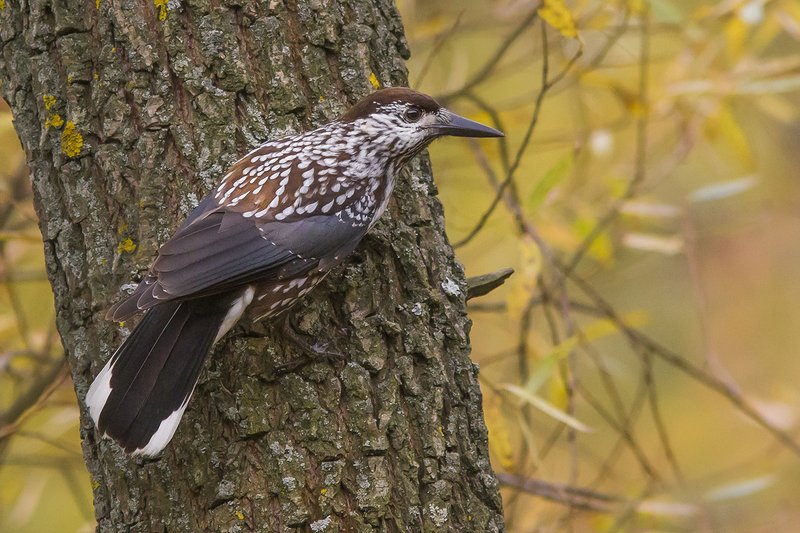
[86,87,503,457]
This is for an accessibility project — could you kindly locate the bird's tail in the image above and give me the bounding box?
[85,298,232,457]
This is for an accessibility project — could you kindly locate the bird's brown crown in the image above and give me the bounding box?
[341,87,441,122]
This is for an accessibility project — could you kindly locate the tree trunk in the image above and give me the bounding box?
[0,0,504,530]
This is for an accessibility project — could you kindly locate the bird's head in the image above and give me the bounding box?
[340,87,503,160]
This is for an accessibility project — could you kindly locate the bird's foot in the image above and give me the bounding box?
[273,315,345,374]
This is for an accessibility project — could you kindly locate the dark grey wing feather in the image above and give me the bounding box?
[108,199,366,321]
[258,213,366,262]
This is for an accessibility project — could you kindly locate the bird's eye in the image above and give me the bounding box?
[404,106,422,123]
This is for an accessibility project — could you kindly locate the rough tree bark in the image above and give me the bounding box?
[0,0,504,530]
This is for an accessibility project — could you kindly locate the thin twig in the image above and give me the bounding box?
[565,269,800,457]
[643,352,683,483]
[437,7,542,104]
[413,11,465,89]
[0,359,68,441]
[561,7,650,275]
[454,31,583,249]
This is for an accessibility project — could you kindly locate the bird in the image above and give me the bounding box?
[85,87,503,457]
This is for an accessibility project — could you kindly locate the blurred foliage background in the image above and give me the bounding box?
[2,0,800,531]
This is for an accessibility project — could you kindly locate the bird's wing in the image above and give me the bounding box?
[107,136,380,321]
[107,200,368,321]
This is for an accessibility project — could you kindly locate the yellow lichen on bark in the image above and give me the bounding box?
[154,0,168,21]
[45,113,64,129]
[117,238,137,254]
[60,121,83,158]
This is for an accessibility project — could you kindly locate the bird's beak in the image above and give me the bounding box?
[433,109,504,138]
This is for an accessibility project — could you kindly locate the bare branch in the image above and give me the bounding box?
[497,472,624,513]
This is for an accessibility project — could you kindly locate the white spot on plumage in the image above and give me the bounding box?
[215,286,255,343]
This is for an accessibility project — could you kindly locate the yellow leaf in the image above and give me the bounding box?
[506,235,541,319]
[573,216,613,263]
[705,105,753,168]
[754,94,799,123]
[484,392,515,470]
[724,17,747,58]
[628,0,645,14]
[234,511,245,520]
[548,371,568,410]
[502,383,593,432]
[538,0,578,38]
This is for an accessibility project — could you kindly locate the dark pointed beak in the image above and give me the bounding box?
[433,109,504,138]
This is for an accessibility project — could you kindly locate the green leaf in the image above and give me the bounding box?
[649,0,683,24]
[529,154,572,210]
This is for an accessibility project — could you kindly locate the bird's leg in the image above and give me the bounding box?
[273,313,345,374]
